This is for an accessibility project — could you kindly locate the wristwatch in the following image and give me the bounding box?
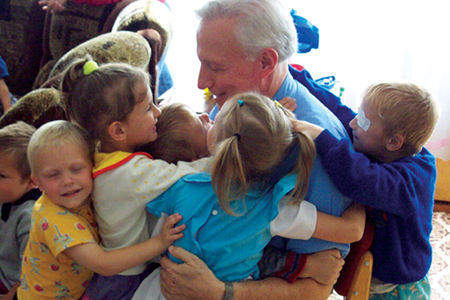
[222,282,234,300]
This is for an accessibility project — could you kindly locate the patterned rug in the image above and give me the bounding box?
[328,211,450,299]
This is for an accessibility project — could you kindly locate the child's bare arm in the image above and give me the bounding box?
[278,96,297,112]
[0,79,12,113]
[154,212,187,249]
[64,213,185,276]
[313,202,365,243]
[291,119,325,140]
[38,0,67,13]
[2,281,20,300]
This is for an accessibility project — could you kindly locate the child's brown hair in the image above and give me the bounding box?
[60,55,151,144]
[138,103,207,163]
[0,121,36,179]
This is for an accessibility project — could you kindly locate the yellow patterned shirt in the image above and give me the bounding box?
[17,193,99,300]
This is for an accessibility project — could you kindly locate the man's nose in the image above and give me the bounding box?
[198,65,213,90]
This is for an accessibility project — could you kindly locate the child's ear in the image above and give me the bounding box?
[386,133,404,152]
[108,121,127,142]
[30,175,43,192]
[26,177,37,190]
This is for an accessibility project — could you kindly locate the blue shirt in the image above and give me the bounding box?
[0,57,9,79]
[270,69,352,256]
[147,173,298,282]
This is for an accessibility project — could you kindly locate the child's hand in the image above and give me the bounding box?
[39,0,67,13]
[278,96,297,112]
[158,213,186,249]
[291,120,324,140]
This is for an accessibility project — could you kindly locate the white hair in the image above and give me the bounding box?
[196,0,297,62]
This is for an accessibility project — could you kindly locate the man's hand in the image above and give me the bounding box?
[300,249,344,285]
[160,246,224,300]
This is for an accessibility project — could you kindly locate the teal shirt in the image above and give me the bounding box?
[147,173,298,282]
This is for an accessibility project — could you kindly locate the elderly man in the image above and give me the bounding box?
[159,1,352,299]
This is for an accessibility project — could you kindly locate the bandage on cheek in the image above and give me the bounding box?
[357,107,371,131]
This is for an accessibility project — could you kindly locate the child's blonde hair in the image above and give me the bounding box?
[138,103,205,163]
[60,55,151,143]
[363,82,439,155]
[0,121,36,179]
[27,120,94,174]
[212,92,316,214]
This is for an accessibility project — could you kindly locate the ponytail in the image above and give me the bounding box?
[288,131,316,204]
[212,135,247,215]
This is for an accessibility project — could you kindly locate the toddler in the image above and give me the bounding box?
[0,122,40,298]
[294,82,439,299]
[17,120,185,300]
[137,102,214,163]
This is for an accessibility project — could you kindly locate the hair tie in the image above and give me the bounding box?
[274,100,283,108]
[234,133,241,141]
[83,61,99,76]
[237,100,244,106]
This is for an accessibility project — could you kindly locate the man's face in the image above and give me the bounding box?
[197,17,263,108]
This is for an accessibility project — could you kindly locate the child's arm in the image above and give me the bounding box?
[313,202,365,243]
[291,67,356,138]
[291,119,325,141]
[38,0,67,13]
[0,78,12,113]
[64,213,185,276]
[293,118,436,215]
[2,282,20,300]
[272,201,365,244]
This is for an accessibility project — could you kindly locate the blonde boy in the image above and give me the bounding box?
[18,120,185,300]
[0,122,40,298]
[295,82,439,299]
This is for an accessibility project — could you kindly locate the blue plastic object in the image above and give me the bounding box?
[290,9,319,53]
[315,75,335,90]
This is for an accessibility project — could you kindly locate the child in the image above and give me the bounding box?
[0,122,40,298]
[17,120,185,300]
[59,56,211,300]
[132,92,365,300]
[293,82,439,299]
[137,102,214,164]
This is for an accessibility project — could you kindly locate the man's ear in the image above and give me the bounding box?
[259,48,278,78]
[108,121,127,142]
[386,133,404,152]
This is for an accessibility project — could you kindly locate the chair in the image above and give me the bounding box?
[334,218,375,299]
